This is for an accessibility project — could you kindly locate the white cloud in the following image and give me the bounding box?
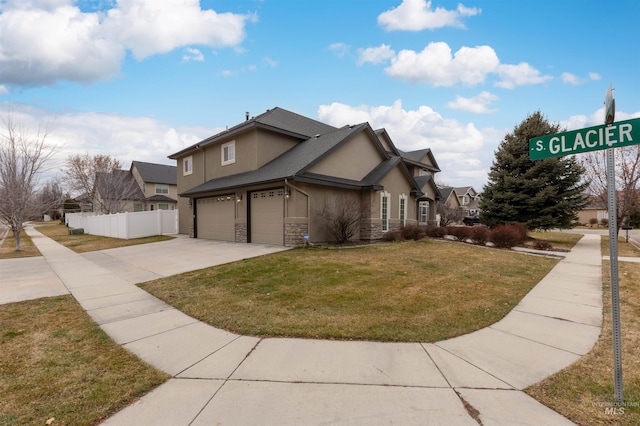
[264,57,278,67]
[328,42,350,57]
[378,0,480,31]
[384,42,500,86]
[447,91,499,113]
[562,108,640,131]
[0,103,221,180]
[182,48,204,63]
[0,0,253,86]
[357,44,395,65]
[317,99,483,155]
[495,62,553,89]
[561,72,583,85]
[589,72,602,81]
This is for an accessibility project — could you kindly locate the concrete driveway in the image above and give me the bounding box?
[0,232,289,306]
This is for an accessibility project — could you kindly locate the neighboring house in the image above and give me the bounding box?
[130,161,178,211]
[577,201,608,226]
[93,162,178,213]
[437,186,463,225]
[168,107,442,247]
[453,186,481,216]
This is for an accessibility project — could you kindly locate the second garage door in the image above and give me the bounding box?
[197,196,235,241]
[250,188,284,245]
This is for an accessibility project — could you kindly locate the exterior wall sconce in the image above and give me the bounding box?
[236,194,243,203]
[188,198,193,208]
[285,189,291,199]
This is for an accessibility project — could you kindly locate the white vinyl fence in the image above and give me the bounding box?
[65,210,178,239]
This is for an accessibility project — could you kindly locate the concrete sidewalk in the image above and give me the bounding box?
[21,228,602,425]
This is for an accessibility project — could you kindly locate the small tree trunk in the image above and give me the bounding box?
[12,223,22,251]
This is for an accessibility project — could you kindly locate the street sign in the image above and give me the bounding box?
[529,117,640,160]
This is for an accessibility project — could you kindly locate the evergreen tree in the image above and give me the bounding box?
[480,111,589,230]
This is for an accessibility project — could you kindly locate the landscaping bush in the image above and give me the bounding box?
[489,225,527,248]
[600,218,608,227]
[424,226,446,238]
[445,226,472,241]
[532,239,552,250]
[401,225,425,241]
[589,218,598,227]
[382,230,402,242]
[470,226,489,245]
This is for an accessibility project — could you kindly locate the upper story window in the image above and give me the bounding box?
[155,184,169,194]
[183,156,193,176]
[462,195,470,205]
[222,141,236,165]
[419,169,428,176]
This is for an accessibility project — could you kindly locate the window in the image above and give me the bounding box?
[381,192,390,232]
[183,156,193,176]
[419,201,429,224]
[155,184,169,194]
[419,169,428,176]
[462,195,470,205]
[222,141,235,165]
[134,203,143,212]
[399,195,407,226]
[158,203,169,210]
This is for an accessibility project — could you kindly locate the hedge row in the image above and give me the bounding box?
[383,224,528,248]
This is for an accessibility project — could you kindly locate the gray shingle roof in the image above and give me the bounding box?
[169,107,337,159]
[132,161,177,185]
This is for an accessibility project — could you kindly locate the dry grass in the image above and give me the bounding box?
[0,229,40,258]
[142,240,559,342]
[36,223,174,253]
[528,231,584,250]
[526,238,640,425]
[0,296,168,425]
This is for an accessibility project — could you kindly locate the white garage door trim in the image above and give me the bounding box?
[196,195,235,241]
[250,188,284,245]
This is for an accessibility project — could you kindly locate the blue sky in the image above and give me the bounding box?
[1,0,638,188]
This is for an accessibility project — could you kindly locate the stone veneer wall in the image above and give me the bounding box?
[235,223,247,243]
[285,223,308,247]
[188,224,194,238]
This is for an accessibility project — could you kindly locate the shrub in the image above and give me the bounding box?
[382,230,402,242]
[401,225,425,241]
[490,225,527,248]
[445,226,472,241]
[600,218,609,227]
[532,239,552,250]
[589,218,598,227]
[470,226,489,245]
[424,226,446,238]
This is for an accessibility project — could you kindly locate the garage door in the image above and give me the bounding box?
[196,196,235,241]
[250,188,284,245]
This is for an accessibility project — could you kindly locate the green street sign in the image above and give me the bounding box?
[529,117,640,160]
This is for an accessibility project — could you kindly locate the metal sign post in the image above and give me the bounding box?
[605,86,624,404]
[528,85,625,404]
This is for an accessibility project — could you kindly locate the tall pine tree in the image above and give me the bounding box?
[480,111,589,230]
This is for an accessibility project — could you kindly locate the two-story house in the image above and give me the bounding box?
[168,107,441,246]
[92,161,178,213]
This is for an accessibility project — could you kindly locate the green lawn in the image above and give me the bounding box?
[141,239,560,342]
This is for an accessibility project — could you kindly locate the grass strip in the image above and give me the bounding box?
[0,296,168,425]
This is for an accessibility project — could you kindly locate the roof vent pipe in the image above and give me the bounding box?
[245,111,250,121]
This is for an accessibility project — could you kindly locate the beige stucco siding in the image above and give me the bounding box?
[307,133,384,181]
[379,167,417,222]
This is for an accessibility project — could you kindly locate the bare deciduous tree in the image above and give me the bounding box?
[437,203,463,226]
[314,193,364,244]
[65,154,141,213]
[0,113,60,250]
[581,146,640,229]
